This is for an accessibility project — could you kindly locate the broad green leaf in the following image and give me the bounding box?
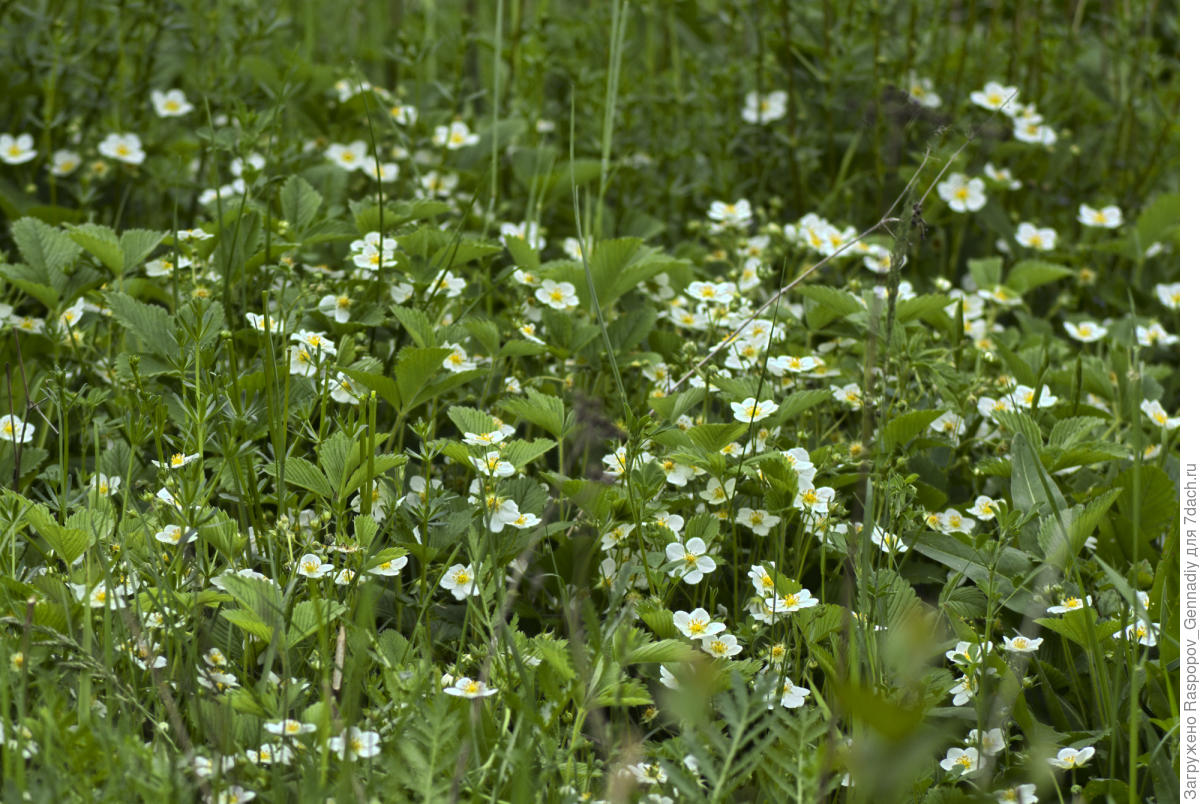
[393,347,453,409]
[287,599,347,648]
[1005,259,1073,293]
[895,294,952,323]
[67,223,123,273]
[992,410,1041,448]
[879,409,943,452]
[0,263,58,308]
[461,316,500,355]
[342,454,406,501]
[120,229,166,275]
[222,608,275,642]
[447,406,500,437]
[504,234,540,272]
[503,438,555,469]
[280,175,323,232]
[1009,432,1068,515]
[967,256,1003,289]
[391,305,436,348]
[281,456,334,498]
[499,389,566,439]
[795,284,864,317]
[687,423,748,455]
[11,217,81,273]
[355,514,380,548]
[104,290,177,358]
[1035,612,1121,649]
[625,640,696,664]
[1134,192,1179,247]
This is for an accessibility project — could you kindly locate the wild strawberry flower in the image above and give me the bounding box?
[1140,399,1179,429]
[730,397,778,423]
[994,784,1039,803]
[441,342,477,373]
[966,728,1005,756]
[325,140,368,171]
[151,89,194,117]
[984,162,1021,189]
[500,221,547,251]
[1117,620,1159,646]
[967,495,999,520]
[741,90,787,123]
[152,452,200,470]
[707,199,753,230]
[832,383,864,410]
[0,414,34,444]
[318,293,353,323]
[940,746,982,776]
[969,81,1019,111]
[700,633,742,658]
[440,563,478,600]
[98,133,146,166]
[871,526,907,554]
[327,727,382,759]
[1015,222,1057,251]
[686,280,737,305]
[665,537,718,584]
[1077,203,1123,228]
[265,719,317,737]
[1155,282,1180,310]
[432,121,480,149]
[937,173,986,213]
[1046,594,1091,614]
[1136,322,1178,347]
[736,507,780,536]
[443,677,498,698]
[1001,633,1043,653]
[246,743,293,765]
[469,451,516,478]
[296,553,333,579]
[904,73,941,107]
[0,133,37,165]
[673,607,725,640]
[1063,320,1107,343]
[49,149,81,176]
[155,524,198,546]
[1047,746,1095,769]
[535,279,579,310]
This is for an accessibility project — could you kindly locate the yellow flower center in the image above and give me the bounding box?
[464,680,479,694]
[455,571,470,585]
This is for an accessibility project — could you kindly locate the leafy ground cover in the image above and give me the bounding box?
[0,1,1181,801]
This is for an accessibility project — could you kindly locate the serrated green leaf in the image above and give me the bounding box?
[880,409,943,452]
[1135,192,1179,247]
[895,294,952,322]
[503,438,555,469]
[222,608,275,642]
[992,409,1041,447]
[120,229,165,275]
[498,389,565,439]
[278,456,333,499]
[795,284,864,316]
[67,223,123,273]
[391,305,436,348]
[11,217,81,274]
[0,263,58,308]
[1009,432,1068,515]
[504,234,540,272]
[287,599,347,648]
[625,640,696,664]
[687,422,748,455]
[1048,416,1105,448]
[343,454,406,501]
[1034,612,1121,649]
[967,256,1003,289]
[104,290,177,358]
[393,347,452,409]
[280,175,323,232]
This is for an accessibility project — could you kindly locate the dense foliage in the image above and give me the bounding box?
[0,1,1180,802]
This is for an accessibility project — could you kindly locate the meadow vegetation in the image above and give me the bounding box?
[0,1,1181,801]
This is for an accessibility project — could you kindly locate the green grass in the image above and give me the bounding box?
[0,1,1181,802]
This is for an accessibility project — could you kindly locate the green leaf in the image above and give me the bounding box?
[222,608,275,642]
[911,531,1040,616]
[342,369,403,412]
[1048,417,1105,448]
[503,438,555,469]
[1005,260,1074,293]
[393,347,453,409]
[447,406,500,437]
[342,454,406,501]
[461,316,500,355]
[879,409,943,452]
[287,599,347,648]
[120,229,166,276]
[687,423,748,455]
[23,497,92,565]
[967,256,1003,289]
[433,239,502,269]
[992,410,1041,448]
[504,234,540,272]
[895,294,951,323]
[1009,432,1068,515]
[795,284,864,317]
[104,290,177,358]
[625,640,697,664]
[66,223,123,273]
[280,175,323,232]
[499,389,566,439]
[1035,612,1121,649]
[1134,192,1179,247]
[0,263,58,308]
[11,217,81,273]
[390,305,435,348]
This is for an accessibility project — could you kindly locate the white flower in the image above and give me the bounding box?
[1140,398,1179,429]
[1118,620,1159,646]
[832,383,864,409]
[367,554,408,576]
[1047,746,1095,769]
[264,718,316,737]
[362,160,399,182]
[741,90,787,124]
[470,451,516,478]
[1136,322,1178,348]
[969,81,1019,111]
[730,397,778,423]
[246,742,293,765]
[871,526,907,554]
[420,170,459,197]
[296,553,333,579]
[995,784,1039,803]
[905,73,941,108]
[0,133,37,165]
[736,507,780,536]
[327,727,382,759]
[777,677,810,708]
[151,89,194,117]
[1063,320,1107,343]
[49,149,81,176]
[673,607,725,640]
[318,293,353,324]
[686,280,736,304]
[664,537,717,584]
[967,495,999,520]
[967,727,1005,756]
[443,677,497,698]
[1077,203,1123,229]
[98,133,146,166]
[700,633,742,659]
[1155,282,1180,310]
[432,121,479,149]
[937,173,986,213]
[983,162,1021,189]
[1001,633,1042,653]
[500,221,547,252]
[326,141,368,171]
[0,414,34,444]
[390,104,418,125]
[1014,222,1057,251]
[659,664,680,690]
[155,524,197,546]
[1013,119,1057,146]
[535,279,579,310]
[440,563,478,600]
[441,342,477,373]
[707,199,753,230]
[152,451,200,470]
[940,746,982,776]
[1046,594,1091,614]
